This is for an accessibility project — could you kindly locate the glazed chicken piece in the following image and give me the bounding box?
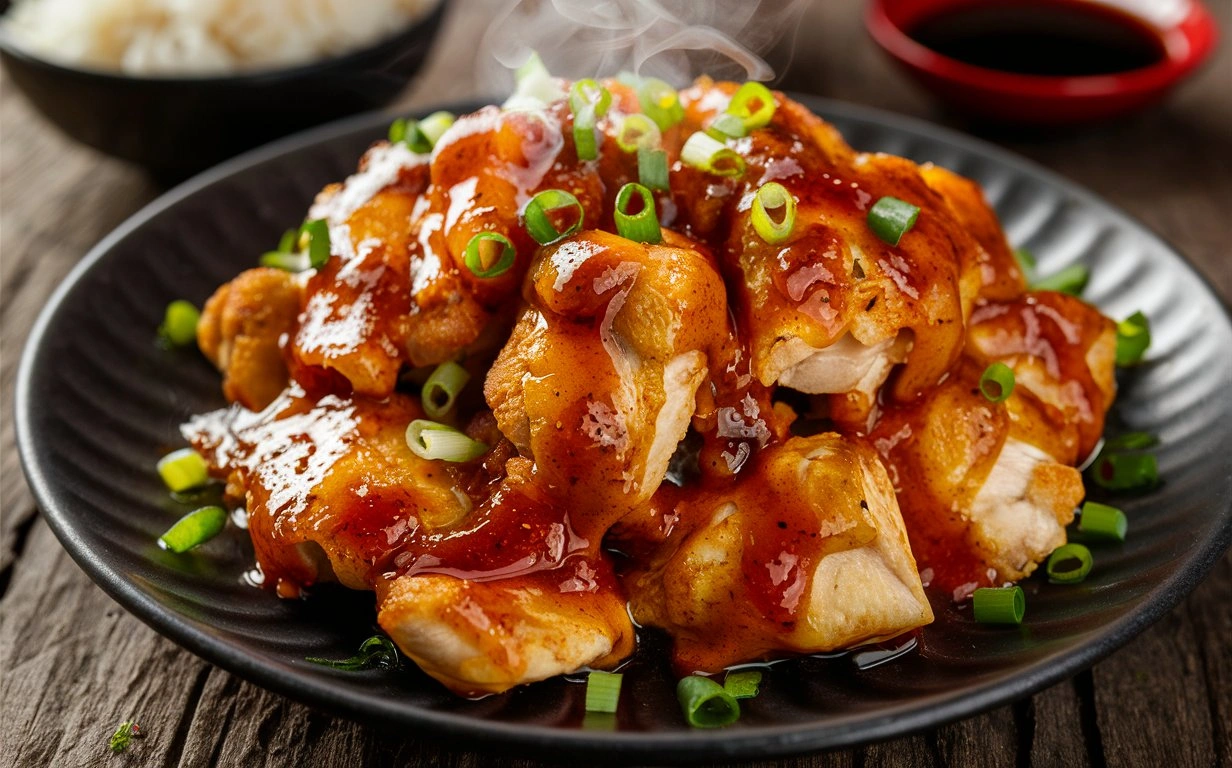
[868,358,1089,597]
[622,433,933,673]
[484,229,729,535]
[672,79,984,427]
[183,386,633,696]
[197,267,302,411]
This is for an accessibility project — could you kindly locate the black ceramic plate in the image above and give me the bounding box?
[16,97,1232,764]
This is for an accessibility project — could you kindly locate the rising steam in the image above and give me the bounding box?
[475,0,810,92]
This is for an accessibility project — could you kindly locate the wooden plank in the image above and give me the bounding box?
[1028,680,1093,767]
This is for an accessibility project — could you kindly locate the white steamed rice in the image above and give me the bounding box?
[2,0,435,75]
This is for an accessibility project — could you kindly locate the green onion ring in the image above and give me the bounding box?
[723,670,763,700]
[979,362,1016,403]
[1078,501,1128,541]
[677,675,740,728]
[1090,452,1158,491]
[1031,263,1089,296]
[680,131,745,177]
[421,361,471,419]
[159,505,227,553]
[569,79,612,118]
[584,670,623,713]
[1046,543,1094,584]
[637,77,685,131]
[972,586,1025,625]
[726,81,776,130]
[1115,311,1151,366]
[615,114,661,153]
[299,219,331,269]
[573,104,599,161]
[637,148,670,192]
[751,182,796,245]
[705,112,747,141]
[867,196,920,246]
[157,448,210,493]
[464,232,517,278]
[614,182,662,244]
[159,300,200,347]
[405,420,488,462]
[522,189,584,245]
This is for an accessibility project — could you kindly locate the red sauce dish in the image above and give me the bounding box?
[865,0,1219,124]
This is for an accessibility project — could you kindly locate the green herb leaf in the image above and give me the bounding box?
[108,720,142,753]
[306,635,400,671]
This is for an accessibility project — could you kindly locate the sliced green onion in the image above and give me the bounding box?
[614,183,661,244]
[515,50,549,86]
[569,79,612,118]
[979,362,1016,403]
[637,148,670,192]
[1103,431,1158,452]
[1115,311,1151,366]
[404,111,456,152]
[1046,543,1093,584]
[1014,247,1036,275]
[306,635,400,671]
[723,670,762,700]
[464,232,517,278]
[637,77,685,131]
[421,361,471,419]
[159,505,227,553]
[705,112,747,141]
[972,586,1025,625]
[1091,452,1158,491]
[573,105,599,161]
[677,675,740,728]
[260,251,308,272]
[388,117,409,144]
[159,300,200,347]
[1031,264,1088,296]
[157,448,209,493]
[867,196,920,246]
[1078,501,1128,541]
[615,114,661,153]
[523,189,584,245]
[751,182,796,245]
[584,670,623,713]
[277,228,297,254]
[299,219,331,269]
[405,420,488,462]
[726,81,776,130]
[680,131,745,177]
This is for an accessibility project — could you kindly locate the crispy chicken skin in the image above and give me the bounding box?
[197,267,301,411]
[184,78,1123,695]
[624,433,932,673]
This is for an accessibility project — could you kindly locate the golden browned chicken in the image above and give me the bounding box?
[182,71,1124,699]
[622,433,932,673]
[184,387,633,695]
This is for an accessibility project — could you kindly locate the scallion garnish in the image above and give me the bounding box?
[1014,247,1036,275]
[1046,543,1093,584]
[405,420,488,462]
[464,232,517,278]
[584,670,623,713]
[300,219,331,269]
[158,505,227,553]
[569,79,612,118]
[1102,431,1158,452]
[614,182,661,244]
[751,182,796,245]
[705,112,747,141]
[676,675,740,728]
[867,196,920,246]
[1091,452,1158,491]
[157,448,209,493]
[388,117,409,144]
[979,362,1015,403]
[972,586,1025,625]
[306,635,400,671]
[637,77,685,131]
[1115,311,1151,366]
[680,131,745,177]
[277,228,297,254]
[637,148,670,192]
[615,114,662,153]
[404,111,456,152]
[523,189,584,245]
[1078,501,1128,541]
[723,670,762,699]
[726,81,776,130]
[573,106,599,161]
[159,300,200,347]
[108,721,142,753]
[421,361,471,419]
[1031,264,1088,295]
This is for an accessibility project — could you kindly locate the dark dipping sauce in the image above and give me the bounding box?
[908,2,1166,76]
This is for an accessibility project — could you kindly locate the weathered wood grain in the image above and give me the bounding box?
[0,2,1228,767]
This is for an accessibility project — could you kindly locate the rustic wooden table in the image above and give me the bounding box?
[2,3,1229,766]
